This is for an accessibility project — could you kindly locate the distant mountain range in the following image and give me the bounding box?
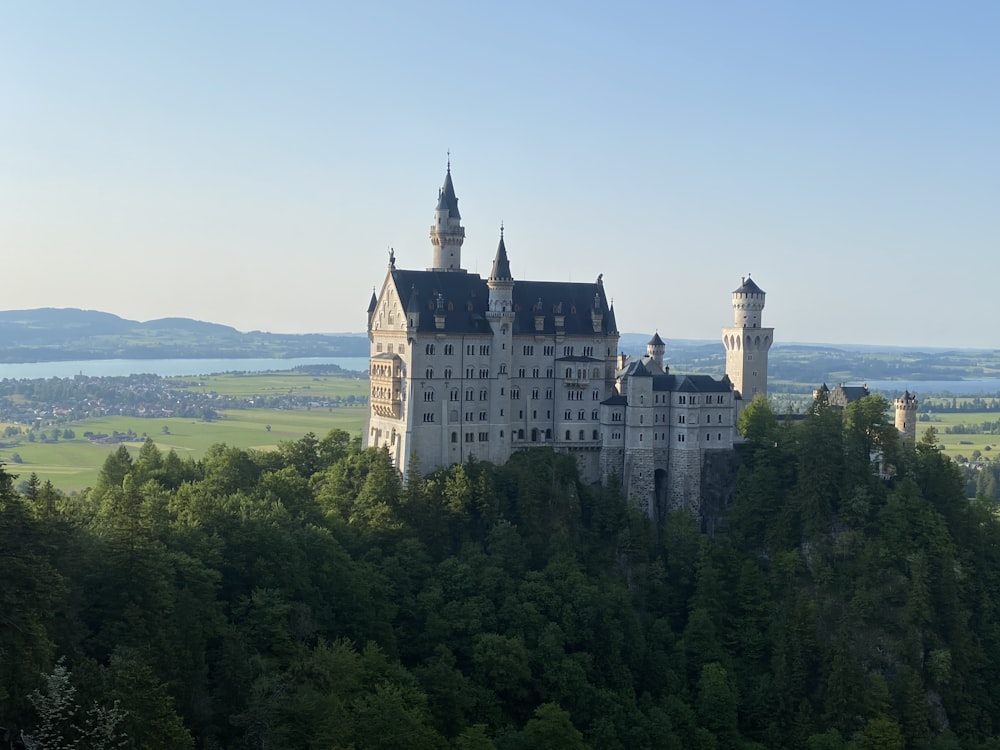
[0,308,368,363]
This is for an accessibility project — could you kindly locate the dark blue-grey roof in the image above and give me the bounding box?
[648,332,665,347]
[733,276,765,295]
[601,394,628,406]
[436,167,461,219]
[388,268,615,336]
[489,232,512,281]
[367,289,378,313]
[652,373,733,393]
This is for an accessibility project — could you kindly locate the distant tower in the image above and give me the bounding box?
[428,159,466,272]
[646,332,665,369]
[895,390,918,444]
[722,275,773,404]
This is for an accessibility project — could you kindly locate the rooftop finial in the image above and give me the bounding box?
[500,220,504,238]
[446,149,451,172]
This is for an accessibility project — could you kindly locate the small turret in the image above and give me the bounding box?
[646,332,665,369]
[487,226,515,320]
[895,390,918,444]
[405,285,420,330]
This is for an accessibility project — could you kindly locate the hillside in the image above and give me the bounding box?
[0,308,368,362]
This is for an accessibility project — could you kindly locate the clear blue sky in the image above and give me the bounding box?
[2,1,997,348]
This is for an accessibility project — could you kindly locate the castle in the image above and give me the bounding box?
[365,164,772,518]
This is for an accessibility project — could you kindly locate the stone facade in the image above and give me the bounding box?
[365,165,761,517]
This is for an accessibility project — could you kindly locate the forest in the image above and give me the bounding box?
[3,394,1000,749]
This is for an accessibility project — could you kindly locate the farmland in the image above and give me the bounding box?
[0,405,367,492]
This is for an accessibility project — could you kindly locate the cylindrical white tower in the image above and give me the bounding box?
[722,276,773,404]
[428,163,466,272]
[895,391,918,444]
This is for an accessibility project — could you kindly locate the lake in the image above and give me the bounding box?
[0,357,371,380]
[863,379,1000,395]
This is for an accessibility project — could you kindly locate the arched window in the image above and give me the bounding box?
[451,432,458,443]
[578,430,585,440]
[565,430,571,440]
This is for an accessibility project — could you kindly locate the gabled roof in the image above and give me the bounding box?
[436,167,461,219]
[733,276,765,295]
[652,373,733,393]
[367,289,378,314]
[386,269,615,336]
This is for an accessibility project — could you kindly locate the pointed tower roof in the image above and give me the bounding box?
[367,288,377,314]
[607,302,618,333]
[489,226,512,281]
[648,331,665,347]
[406,285,420,313]
[733,275,765,295]
[436,163,461,219]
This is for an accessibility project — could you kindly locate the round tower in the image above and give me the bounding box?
[646,332,665,369]
[722,275,773,404]
[895,390,918,444]
[428,160,466,272]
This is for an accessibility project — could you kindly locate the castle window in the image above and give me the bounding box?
[465,412,473,421]
[566,430,571,440]
[579,430,585,440]
[444,344,453,355]
[376,343,383,352]
[593,390,600,400]
[532,429,539,442]
[678,434,685,442]
[544,345,555,356]
[583,346,593,356]
[444,368,452,379]
[523,345,534,355]
[480,368,489,379]
[532,368,539,378]
[480,345,490,355]
[545,429,552,440]
[592,410,598,420]
[563,346,574,356]
[593,430,599,440]
[450,389,459,401]
[518,429,525,440]
[592,368,600,378]
[479,411,487,421]
[500,409,504,416]
[423,391,434,402]
[565,410,572,419]
[466,367,474,378]
[532,410,537,418]
[547,368,554,378]
[639,415,643,424]
[425,344,435,355]
[639,434,643,441]
[425,368,433,379]
[465,389,474,400]
[578,410,585,420]
[511,388,520,399]
[706,433,710,441]
[706,414,711,423]
[678,415,685,424]
[518,368,526,377]
[678,395,686,404]
[465,433,474,442]
[423,413,435,422]
[480,389,488,400]
[718,433,722,441]
[566,368,573,378]
[451,432,457,443]
[387,344,394,353]
[500,430,504,438]
[532,389,540,399]
[478,432,489,441]
[467,344,475,355]
[499,364,507,374]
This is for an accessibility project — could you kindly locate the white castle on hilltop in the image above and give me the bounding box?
[365,164,773,518]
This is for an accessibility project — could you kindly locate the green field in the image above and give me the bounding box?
[0,407,367,493]
[170,371,369,399]
[915,411,1000,460]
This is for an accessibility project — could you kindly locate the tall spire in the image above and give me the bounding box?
[429,158,466,272]
[489,223,512,281]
